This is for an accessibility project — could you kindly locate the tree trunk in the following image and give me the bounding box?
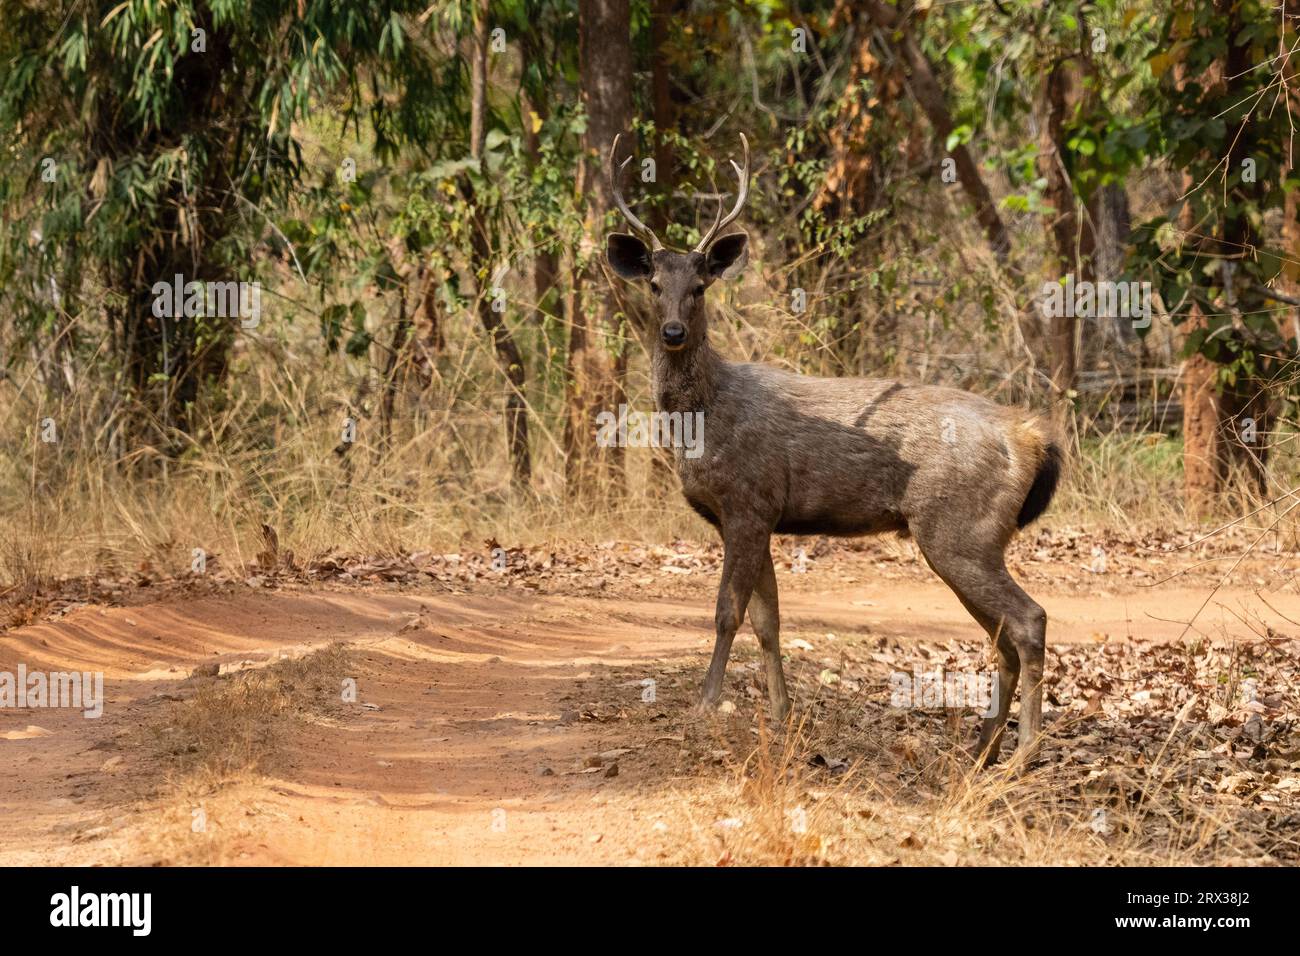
[1177,124,1220,511]
[1180,1,1272,512]
[377,281,412,457]
[1090,182,1135,352]
[406,263,445,395]
[861,0,1010,261]
[1181,337,1222,511]
[569,0,632,496]
[1217,0,1270,500]
[1281,2,1300,344]
[468,0,531,490]
[649,0,677,236]
[521,83,560,326]
[1036,25,1095,429]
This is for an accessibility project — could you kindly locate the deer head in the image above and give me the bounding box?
[605,134,750,352]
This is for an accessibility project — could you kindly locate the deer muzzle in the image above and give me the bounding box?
[661,322,687,350]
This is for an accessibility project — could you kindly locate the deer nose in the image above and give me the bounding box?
[661,322,687,348]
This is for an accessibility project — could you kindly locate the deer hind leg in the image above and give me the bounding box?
[749,547,790,721]
[977,630,1020,765]
[916,543,1047,766]
[699,526,769,710]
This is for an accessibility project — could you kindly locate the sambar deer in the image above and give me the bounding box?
[604,133,1061,764]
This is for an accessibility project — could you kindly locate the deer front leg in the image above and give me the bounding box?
[749,547,790,721]
[698,526,769,710]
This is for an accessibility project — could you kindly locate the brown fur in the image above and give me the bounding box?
[607,181,1060,765]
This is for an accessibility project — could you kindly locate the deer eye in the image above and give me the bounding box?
[692,285,705,297]
[649,281,661,295]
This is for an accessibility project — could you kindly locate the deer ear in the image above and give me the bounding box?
[606,233,652,281]
[706,231,748,280]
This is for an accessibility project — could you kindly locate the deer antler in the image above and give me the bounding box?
[694,133,750,252]
[609,133,664,252]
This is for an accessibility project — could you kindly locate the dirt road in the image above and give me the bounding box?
[4,552,1299,865]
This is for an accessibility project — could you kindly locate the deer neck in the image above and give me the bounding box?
[652,335,722,415]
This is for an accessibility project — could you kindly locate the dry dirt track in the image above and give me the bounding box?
[2,569,1299,865]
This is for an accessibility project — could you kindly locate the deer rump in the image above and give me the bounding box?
[673,368,1060,543]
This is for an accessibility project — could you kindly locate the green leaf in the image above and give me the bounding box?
[945,125,973,152]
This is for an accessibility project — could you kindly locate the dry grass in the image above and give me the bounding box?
[2,195,1294,590]
[144,642,353,785]
[641,617,1300,867]
[673,699,1285,867]
[100,643,354,864]
[2,108,1292,584]
[0,189,1246,591]
[3,357,1289,592]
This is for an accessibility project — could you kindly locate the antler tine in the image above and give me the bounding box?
[695,133,750,252]
[608,133,664,251]
[701,195,723,251]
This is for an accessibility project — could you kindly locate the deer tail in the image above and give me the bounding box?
[1016,429,1062,529]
